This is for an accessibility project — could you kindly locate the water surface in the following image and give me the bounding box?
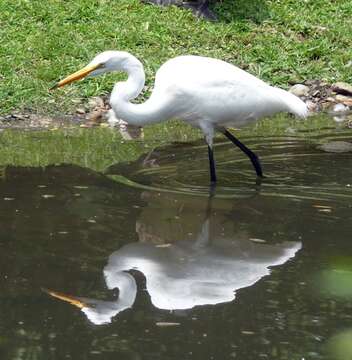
[1,121,352,360]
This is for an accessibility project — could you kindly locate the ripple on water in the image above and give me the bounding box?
[106,131,352,203]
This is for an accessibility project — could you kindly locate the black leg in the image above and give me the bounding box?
[221,128,263,177]
[207,144,217,183]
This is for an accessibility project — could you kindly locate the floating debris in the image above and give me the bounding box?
[318,208,332,213]
[241,330,255,335]
[313,205,333,213]
[155,322,181,327]
[318,141,352,153]
[249,238,266,243]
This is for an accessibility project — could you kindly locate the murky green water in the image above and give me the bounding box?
[1,121,352,360]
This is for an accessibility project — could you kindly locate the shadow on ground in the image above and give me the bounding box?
[143,0,270,23]
[213,0,270,23]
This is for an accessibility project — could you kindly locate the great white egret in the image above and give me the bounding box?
[52,51,308,182]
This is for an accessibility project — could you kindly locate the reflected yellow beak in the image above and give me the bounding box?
[42,288,88,309]
[50,63,102,90]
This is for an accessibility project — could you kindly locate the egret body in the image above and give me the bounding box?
[54,51,308,182]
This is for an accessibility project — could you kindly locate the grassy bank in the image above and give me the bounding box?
[1,0,351,115]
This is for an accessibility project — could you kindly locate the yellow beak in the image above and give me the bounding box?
[50,63,102,90]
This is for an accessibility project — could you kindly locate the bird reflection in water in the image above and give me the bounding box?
[45,192,301,325]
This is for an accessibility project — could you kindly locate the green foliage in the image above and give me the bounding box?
[0,0,351,114]
[327,330,352,360]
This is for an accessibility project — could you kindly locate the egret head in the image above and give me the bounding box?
[51,51,132,89]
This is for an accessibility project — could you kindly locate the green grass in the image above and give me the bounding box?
[0,0,351,115]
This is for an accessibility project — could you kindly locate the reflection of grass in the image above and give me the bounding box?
[0,121,199,170]
[327,330,352,360]
[318,269,352,299]
[316,255,352,299]
[0,115,343,170]
[0,127,143,171]
[0,166,5,179]
[1,1,351,114]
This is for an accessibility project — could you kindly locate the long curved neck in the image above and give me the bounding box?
[104,271,137,308]
[81,272,138,325]
[115,273,137,309]
[117,54,146,102]
[109,54,173,126]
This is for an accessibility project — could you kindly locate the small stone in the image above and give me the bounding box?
[86,109,104,124]
[76,108,86,114]
[289,84,310,97]
[332,82,352,96]
[318,141,352,153]
[305,100,318,112]
[312,90,321,97]
[333,115,346,123]
[88,96,104,110]
[321,101,333,110]
[304,80,315,86]
[71,98,83,104]
[332,103,349,113]
[335,95,352,107]
[4,114,26,121]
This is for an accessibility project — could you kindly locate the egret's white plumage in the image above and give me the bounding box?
[44,219,301,325]
[54,51,308,181]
